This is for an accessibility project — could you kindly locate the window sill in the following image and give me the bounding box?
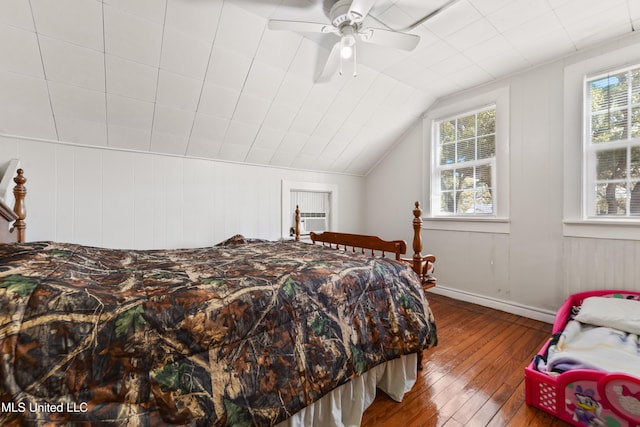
[423,217,510,234]
[563,219,640,240]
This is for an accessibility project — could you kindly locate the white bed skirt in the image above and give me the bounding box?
[277,353,418,427]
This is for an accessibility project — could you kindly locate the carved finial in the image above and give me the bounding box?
[13,169,27,243]
[413,201,421,218]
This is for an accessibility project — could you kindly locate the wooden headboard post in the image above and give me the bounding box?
[294,205,300,241]
[12,169,27,243]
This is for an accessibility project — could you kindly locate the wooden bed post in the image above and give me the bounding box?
[409,201,436,291]
[412,201,424,278]
[12,169,26,243]
[295,205,300,241]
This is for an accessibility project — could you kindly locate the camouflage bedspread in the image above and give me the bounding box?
[0,237,437,426]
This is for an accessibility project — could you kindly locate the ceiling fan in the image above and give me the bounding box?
[268,0,420,80]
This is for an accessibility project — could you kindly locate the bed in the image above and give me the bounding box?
[525,290,640,427]
[0,169,437,426]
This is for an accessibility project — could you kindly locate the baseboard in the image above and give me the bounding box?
[428,286,556,324]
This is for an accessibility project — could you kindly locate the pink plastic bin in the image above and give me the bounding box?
[524,290,640,427]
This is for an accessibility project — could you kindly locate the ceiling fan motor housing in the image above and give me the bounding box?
[325,0,363,29]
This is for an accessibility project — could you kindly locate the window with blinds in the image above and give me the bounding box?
[584,65,640,217]
[432,105,496,215]
[290,191,330,235]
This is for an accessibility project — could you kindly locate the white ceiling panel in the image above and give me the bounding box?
[165,0,223,43]
[198,82,240,119]
[279,131,309,153]
[104,5,163,67]
[467,0,512,16]
[160,28,212,81]
[0,0,34,30]
[268,149,297,168]
[0,72,56,139]
[105,55,158,103]
[55,114,107,147]
[48,82,106,124]
[262,103,300,130]
[155,70,202,112]
[190,113,229,143]
[314,113,347,138]
[232,93,271,125]
[39,36,105,91]
[289,108,323,135]
[103,0,166,24]
[245,147,277,165]
[252,127,286,150]
[0,25,43,78]
[2,0,638,175]
[150,131,188,156]
[486,0,553,34]
[152,105,194,137]
[205,46,252,92]
[216,3,266,58]
[107,94,154,131]
[243,60,286,101]
[224,120,260,147]
[30,0,103,51]
[187,137,222,159]
[254,29,303,71]
[300,135,331,157]
[107,125,151,152]
[425,1,483,38]
[273,74,313,107]
[219,142,251,162]
[445,18,500,52]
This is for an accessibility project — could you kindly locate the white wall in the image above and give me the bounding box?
[366,31,640,321]
[0,135,365,249]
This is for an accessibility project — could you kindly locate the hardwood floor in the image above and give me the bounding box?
[361,293,573,427]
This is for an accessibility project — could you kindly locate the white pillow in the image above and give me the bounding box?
[574,296,640,335]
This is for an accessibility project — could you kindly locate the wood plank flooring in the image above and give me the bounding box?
[361,293,573,427]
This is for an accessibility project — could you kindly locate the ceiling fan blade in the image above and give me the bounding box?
[348,0,377,21]
[316,42,341,82]
[268,19,335,34]
[359,28,420,51]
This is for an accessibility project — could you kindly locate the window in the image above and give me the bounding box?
[281,180,337,240]
[423,87,509,233]
[290,190,330,236]
[584,65,640,218]
[433,105,496,216]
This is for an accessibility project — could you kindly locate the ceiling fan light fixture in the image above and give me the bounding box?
[340,34,356,59]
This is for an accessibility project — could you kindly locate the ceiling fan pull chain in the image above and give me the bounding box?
[353,42,358,77]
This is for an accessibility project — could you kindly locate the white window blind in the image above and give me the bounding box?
[290,191,330,235]
[432,105,496,216]
[584,65,640,217]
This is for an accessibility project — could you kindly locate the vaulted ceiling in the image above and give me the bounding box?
[1,0,638,175]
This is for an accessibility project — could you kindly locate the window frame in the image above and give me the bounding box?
[583,65,640,219]
[281,180,338,240]
[562,43,640,240]
[433,105,498,217]
[423,87,510,234]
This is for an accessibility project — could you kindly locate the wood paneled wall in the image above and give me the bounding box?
[0,135,365,249]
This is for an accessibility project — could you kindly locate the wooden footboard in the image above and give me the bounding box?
[296,201,436,369]
[0,169,27,244]
[296,201,436,290]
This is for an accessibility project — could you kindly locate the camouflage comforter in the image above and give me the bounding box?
[0,237,437,426]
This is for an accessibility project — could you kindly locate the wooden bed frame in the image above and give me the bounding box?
[294,202,436,291]
[294,202,436,368]
[0,168,26,244]
[0,170,435,290]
